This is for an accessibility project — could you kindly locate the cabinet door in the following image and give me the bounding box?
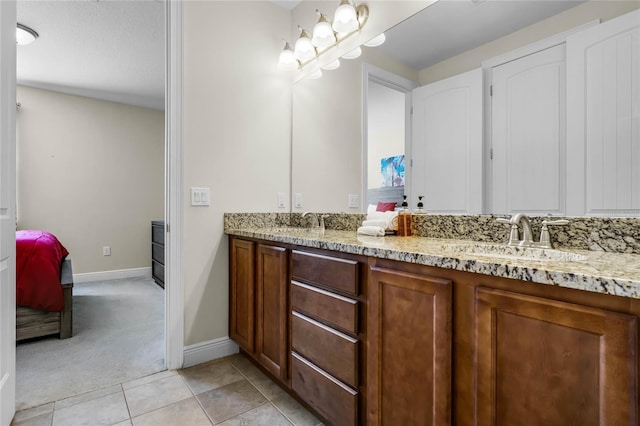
[367,266,452,426]
[491,43,566,215]
[411,68,483,214]
[229,238,255,353]
[566,9,640,216]
[475,287,638,425]
[256,244,288,381]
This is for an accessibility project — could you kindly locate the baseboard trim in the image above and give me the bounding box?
[73,267,152,284]
[183,337,239,368]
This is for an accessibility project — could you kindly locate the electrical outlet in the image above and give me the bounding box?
[103,246,111,256]
[277,192,286,208]
[295,193,303,208]
[348,194,359,208]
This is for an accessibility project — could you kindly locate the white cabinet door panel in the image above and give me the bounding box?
[491,43,566,215]
[567,9,640,216]
[411,68,483,214]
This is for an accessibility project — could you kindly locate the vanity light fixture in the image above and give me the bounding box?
[308,69,323,79]
[277,0,377,78]
[363,32,386,47]
[16,23,38,45]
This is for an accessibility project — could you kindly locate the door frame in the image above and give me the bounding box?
[362,63,418,211]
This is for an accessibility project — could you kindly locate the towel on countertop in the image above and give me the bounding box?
[365,211,399,231]
[362,219,388,228]
[357,226,386,237]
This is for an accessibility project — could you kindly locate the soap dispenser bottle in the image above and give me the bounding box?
[398,195,412,236]
[414,196,426,214]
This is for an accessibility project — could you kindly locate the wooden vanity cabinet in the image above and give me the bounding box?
[290,249,365,426]
[229,237,289,382]
[367,262,453,426]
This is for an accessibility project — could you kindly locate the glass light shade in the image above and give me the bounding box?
[312,20,336,48]
[322,59,341,70]
[308,69,323,79]
[342,46,362,60]
[278,44,299,71]
[332,1,358,33]
[363,33,386,47]
[16,24,38,45]
[294,30,316,61]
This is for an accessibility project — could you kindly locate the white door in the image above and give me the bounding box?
[491,43,566,215]
[0,1,17,425]
[566,9,640,217]
[411,68,483,214]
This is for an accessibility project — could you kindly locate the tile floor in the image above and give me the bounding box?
[12,354,323,426]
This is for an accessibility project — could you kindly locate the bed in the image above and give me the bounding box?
[15,230,73,341]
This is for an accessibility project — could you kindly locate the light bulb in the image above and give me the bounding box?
[363,33,386,47]
[294,28,316,61]
[277,42,299,71]
[308,69,323,79]
[312,13,336,48]
[342,46,361,60]
[332,0,358,33]
[322,59,341,71]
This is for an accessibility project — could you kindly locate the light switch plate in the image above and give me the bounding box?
[295,193,303,208]
[348,194,359,208]
[191,187,210,206]
[277,192,286,208]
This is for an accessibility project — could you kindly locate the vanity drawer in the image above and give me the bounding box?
[291,281,358,335]
[292,352,358,426]
[292,311,358,388]
[292,250,359,296]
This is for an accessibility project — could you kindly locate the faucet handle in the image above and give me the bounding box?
[496,217,512,225]
[539,219,569,248]
[497,217,520,246]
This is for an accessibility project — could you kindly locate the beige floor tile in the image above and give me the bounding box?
[112,421,132,426]
[272,393,321,426]
[131,397,211,426]
[229,356,286,401]
[54,384,122,410]
[217,403,293,426]
[180,360,244,395]
[124,375,192,417]
[52,391,129,426]
[196,379,267,424]
[12,403,53,423]
[122,370,177,390]
[11,412,53,426]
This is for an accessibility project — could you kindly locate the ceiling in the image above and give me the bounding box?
[17,0,164,110]
[378,0,586,70]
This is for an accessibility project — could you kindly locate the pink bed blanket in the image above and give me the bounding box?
[16,230,69,312]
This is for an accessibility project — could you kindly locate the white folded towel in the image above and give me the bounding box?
[362,219,388,228]
[366,211,399,231]
[357,226,385,237]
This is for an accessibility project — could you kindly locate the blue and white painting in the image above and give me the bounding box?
[381,155,405,187]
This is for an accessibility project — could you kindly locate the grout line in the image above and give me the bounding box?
[121,384,133,425]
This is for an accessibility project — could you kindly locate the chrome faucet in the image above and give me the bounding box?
[497,214,568,248]
[302,212,325,232]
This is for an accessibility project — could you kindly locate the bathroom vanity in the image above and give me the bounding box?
[226,219,640,426]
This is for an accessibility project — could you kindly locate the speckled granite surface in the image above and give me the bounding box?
[224,213,640,299]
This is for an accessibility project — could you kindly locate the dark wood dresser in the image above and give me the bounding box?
[151,220,165,288]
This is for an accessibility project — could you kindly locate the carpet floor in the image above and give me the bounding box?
[16,277,165,410]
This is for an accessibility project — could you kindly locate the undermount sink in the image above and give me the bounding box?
[264,227,322,235]
[436,242,587,262]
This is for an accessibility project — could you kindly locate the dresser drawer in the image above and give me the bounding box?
[152,243,164,264]
[292,250,359,296]
[152,223,164,245]
[291,281,358,335]
[292,311,358,388]
[292,352,357,426]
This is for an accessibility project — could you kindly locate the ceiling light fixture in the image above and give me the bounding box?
[16,23,38,45]
[277,0,379,79]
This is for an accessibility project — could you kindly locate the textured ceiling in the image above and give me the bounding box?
[17,0,164,110]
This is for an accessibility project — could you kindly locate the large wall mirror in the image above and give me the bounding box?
[291,0,640,217]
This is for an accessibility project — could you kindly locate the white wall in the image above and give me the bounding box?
[367,81,405,190]
[182,1,291,345]
[16,86,164,274]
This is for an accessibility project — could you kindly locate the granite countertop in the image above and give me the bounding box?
[225,226,640,300]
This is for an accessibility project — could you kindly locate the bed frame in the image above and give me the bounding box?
[16,258,73,341]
